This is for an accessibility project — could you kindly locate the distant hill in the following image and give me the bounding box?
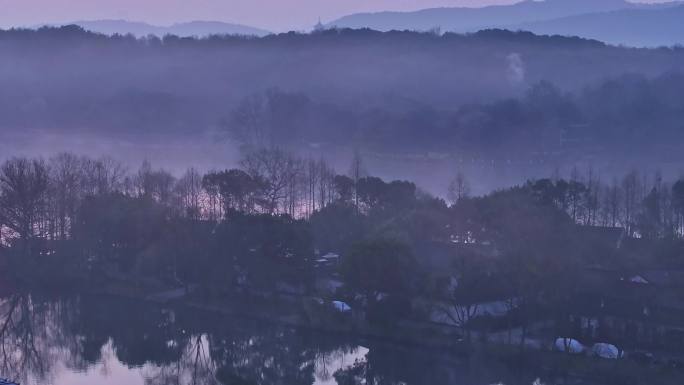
[57,20,271,37]
[1,26,684,141]
[509,5,684,47]
[328,0,683,46]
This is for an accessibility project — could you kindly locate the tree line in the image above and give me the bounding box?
[224,72,684,159]
[3,148,684,352]
[525,168,684,240]
[2,149,684,283]
[0,149,428,291]
[0,149,335,243]
[2,25,683,140]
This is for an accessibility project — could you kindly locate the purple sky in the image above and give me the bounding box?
[0,0,668,31]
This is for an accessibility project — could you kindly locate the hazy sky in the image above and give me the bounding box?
[0,0,669,31]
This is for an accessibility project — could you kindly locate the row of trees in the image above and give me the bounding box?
[225,73,684,157]
[443,164,684,243]
[4,149,684,275]
[0,149,435,292]
[7,25,682,139]
[0,154,126,243]
[525,168,684,239]
[4,149,684,357]
[0,149,363,247]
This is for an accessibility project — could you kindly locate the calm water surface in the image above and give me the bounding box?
[0,294,608,385]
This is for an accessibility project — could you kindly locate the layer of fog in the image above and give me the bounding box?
[2,28,684,196]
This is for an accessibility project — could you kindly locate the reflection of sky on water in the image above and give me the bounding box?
[0,295,625,385]
[24,341,145,385]
[16,336,368,385]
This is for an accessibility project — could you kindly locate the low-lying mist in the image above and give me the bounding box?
[2,27,684,195]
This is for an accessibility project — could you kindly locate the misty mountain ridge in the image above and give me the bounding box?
[328,0,684,46]
[509,4,684,47]
[1,25,683,142]
[1,25,684,193]
[47,19,271,37]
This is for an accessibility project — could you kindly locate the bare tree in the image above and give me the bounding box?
[230,93,271,149]
[175,168,203,219]
[133,160,176,205]
[305,158,321,216]
[622,170,639,236]
[602,178,622,228]
[447,170,470,204]
[134,160,155,199]
[80,156,126,196]
[317,158,336,210]
[566,166,586,223]
[348,150,367,212]
[94,156,126,195]
[241,148,301,214]
[49,153,82,240]
[437,301,479,343]
[673,178,684,237]
[154,170,177,206]
[583,167,600,226]
[0,158,49,246]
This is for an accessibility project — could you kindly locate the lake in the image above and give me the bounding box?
[0,293,638,385]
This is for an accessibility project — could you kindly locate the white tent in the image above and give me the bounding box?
[332,301,352,313]
[554,338,584,354]
[592,343,621,359]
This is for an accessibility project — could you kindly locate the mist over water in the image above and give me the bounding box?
[3,128,683,199]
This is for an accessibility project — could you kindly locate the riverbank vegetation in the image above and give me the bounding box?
[1,149,684,374]
[5,293,680,385]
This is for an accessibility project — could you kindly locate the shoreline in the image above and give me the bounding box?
[89,284,683,385]
[7,282,684,385]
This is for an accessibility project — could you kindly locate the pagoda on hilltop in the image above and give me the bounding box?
[313,18,325,32]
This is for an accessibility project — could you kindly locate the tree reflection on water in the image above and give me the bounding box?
[0,294,549,385]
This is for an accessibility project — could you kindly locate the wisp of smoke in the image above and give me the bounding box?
[506,52,525,85]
